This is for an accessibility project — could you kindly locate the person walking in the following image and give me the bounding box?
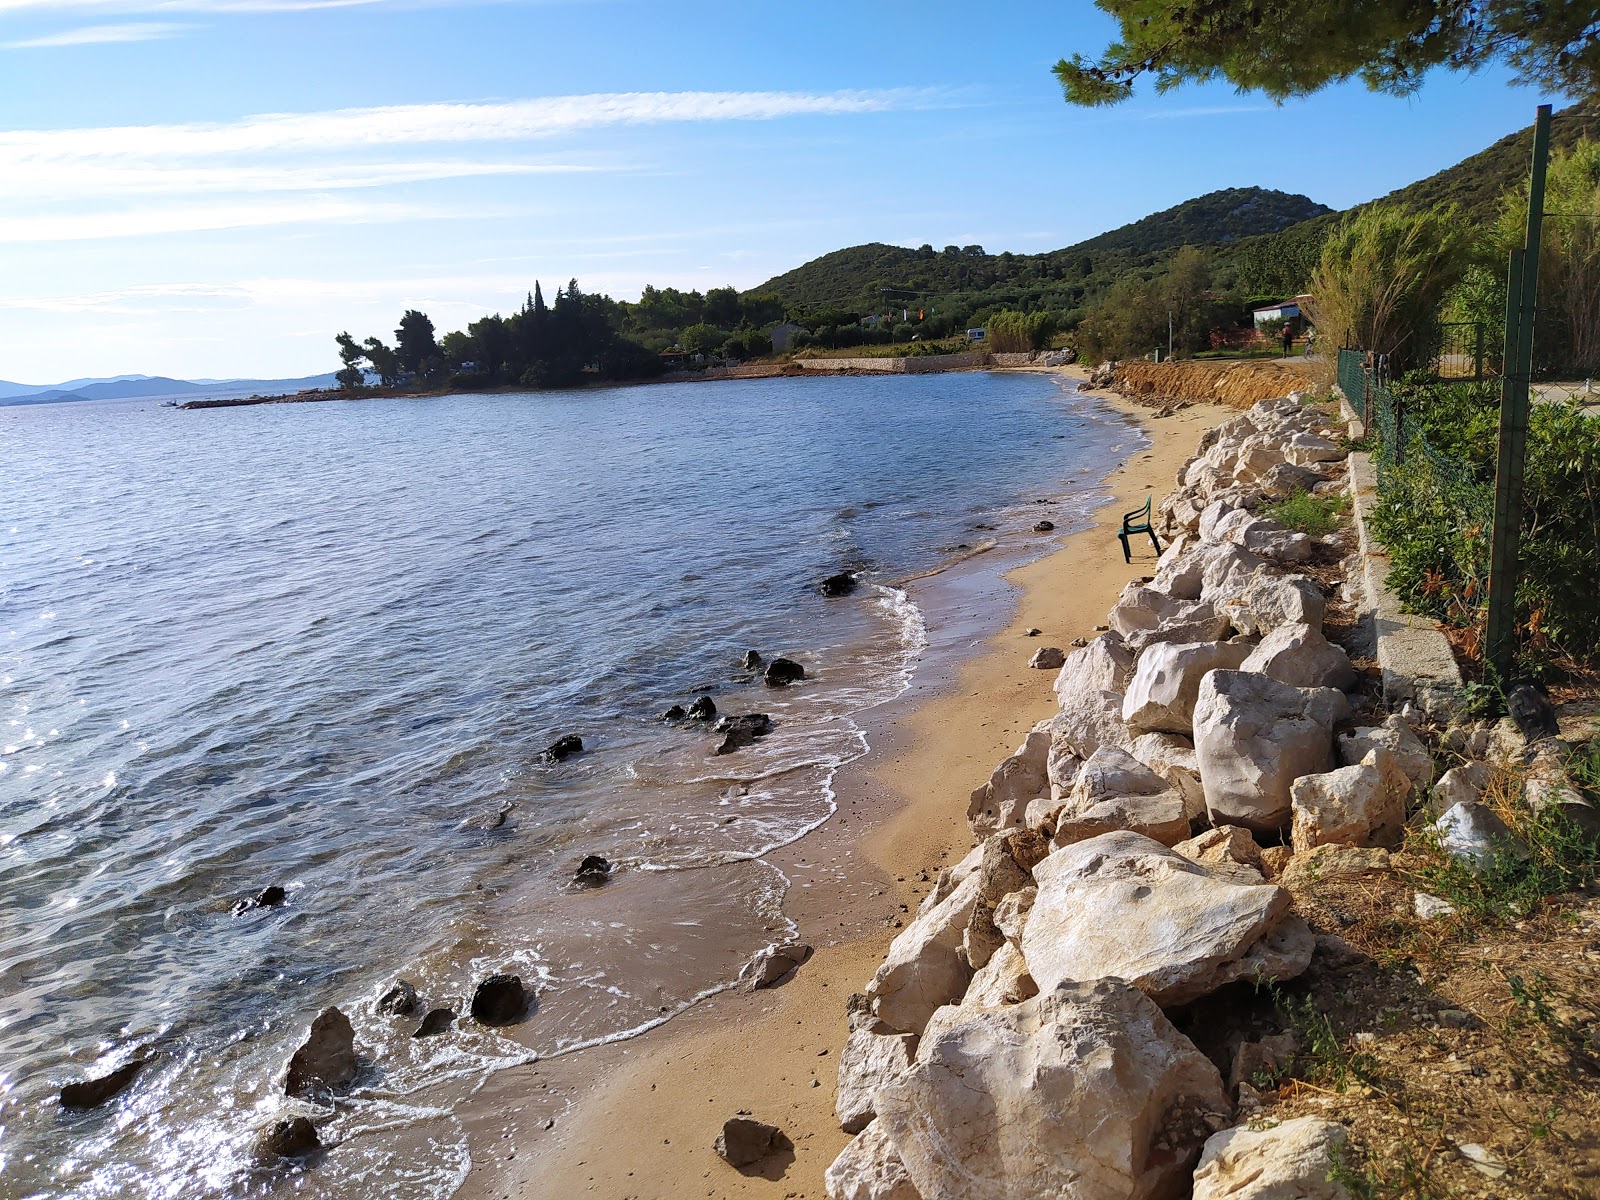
[1280,323,1294,357]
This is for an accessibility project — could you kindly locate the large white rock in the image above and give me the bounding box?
[1225,573,1326,637]
[1052,790,1192,849]
[966,726,1050,838]
[1022,831,1313,1007]
[1200,543,1272,606]
[1430,762,1490,816]
[1109,584,1190,639]
[1282,431,1345,466]
[1053,632,1136,705]
[1126,608,1234,654]
[836,1029,918,1134]
[1240,623,1358,691]
[1192,1116,1352,1200]
[867,870,981,1035]
[1128,732,1205,819]
[873,979,1230,1200]
[1434,801,1529,867]
[993,886,1035,946]
[1123,639,1254,735]
[962,940,1038,1009]
[963,831,1041,970]
[1172,825,1266,885]
[1338,714,1435,790]
[1290,748,1410,850]
[1150,535,1203,600]
[1048,689,1132,763]
[1193,671,1346,833]
[1068,746,1169,806]
[824,1122,920,1200]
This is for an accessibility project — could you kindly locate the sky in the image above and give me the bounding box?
[0,1,1569,383]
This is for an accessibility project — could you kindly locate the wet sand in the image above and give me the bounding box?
[454,378,1232,1199]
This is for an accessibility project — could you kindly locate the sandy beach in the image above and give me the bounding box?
[455,375,1232,1200]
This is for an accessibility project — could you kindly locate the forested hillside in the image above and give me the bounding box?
[753,187,1330,313]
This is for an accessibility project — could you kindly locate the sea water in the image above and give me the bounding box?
[0,371,1137,1197]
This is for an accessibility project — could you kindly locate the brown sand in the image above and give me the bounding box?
[457,381,1231,1200]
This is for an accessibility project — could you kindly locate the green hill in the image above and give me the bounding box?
[1221,100,1600,296]
[751,187,1330,313]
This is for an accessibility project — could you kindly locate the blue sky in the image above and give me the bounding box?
[0,1,1565,382]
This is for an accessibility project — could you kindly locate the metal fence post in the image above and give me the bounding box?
[1485,103,1552,681]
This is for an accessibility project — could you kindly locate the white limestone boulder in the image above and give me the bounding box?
[1282,430,1345,465]
[873,978,1229,1200]
[1022,831,1313,1007]
[1240,623,1357,691]
[1149,535,1201,599]
[1224,573,1326,638]
[1338,714,1435,790]
[1048,689,1133,764]
[824,1122,920,1200]
[1200,543,1272,605]
[1068,746,1169,805]
[1279,844,1391,891]
[963,831,1042,971]
[1193,670,1346,833]
[1128,732,1206,819]
[1260,461,1329,499]
[1051,791,1191,849]
[1434,801,1529,868]
[962,941,1038,1009]
[866,870,981,1035]
[993,885,1035,946]
[1109,584,1189,639]
[966,725,1050,839]
[1052,632,1135,707]
[1125,605,1234,654]
[1290,747,1410,850]
[1172,825,1266,885]
[1430,762,1490,816]
[1123,639,1254,735]
[836,1029,917,1134]
[1192,1116,1352,1200]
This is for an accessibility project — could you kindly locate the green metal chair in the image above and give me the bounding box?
[1118,494,1162,563]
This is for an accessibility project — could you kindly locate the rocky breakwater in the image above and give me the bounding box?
[825,393,1418,1200]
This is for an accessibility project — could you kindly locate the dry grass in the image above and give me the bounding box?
[1111,359,1322,410]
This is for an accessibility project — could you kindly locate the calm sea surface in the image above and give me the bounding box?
[0,371,1135,1198]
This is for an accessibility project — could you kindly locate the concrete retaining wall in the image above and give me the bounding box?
[793,352,990,374]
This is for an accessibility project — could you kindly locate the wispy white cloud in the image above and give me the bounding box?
[0,196,436,242]
[4,20,191,46]
[0,0,389,12]
[0,89,934,168]
[0,89,935,240]
[10,157,599,196]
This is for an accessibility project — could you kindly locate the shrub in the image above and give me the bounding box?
[1265,488,1347,536]
[1306,204,1471,377]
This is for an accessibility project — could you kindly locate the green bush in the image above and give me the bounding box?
[1266,488,1347,536]
[1371,380,1600,669]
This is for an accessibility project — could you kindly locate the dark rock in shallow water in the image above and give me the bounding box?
[686,695,717,722]
[412,1008,455,1038]
[284,1007,358,1100]
[259,1116,320,1159]
[819,572,857,598]
[459,802,515,831]
[471,974,528,1026]
[763,658,805,687]
[231,885,287,917]
[1033,520,1056,532]
[541,734,583,763]
[738,942,813,991]
[714,714,771,755]
[574,855,612,887]
[715,1116,792,1168]
[662,704,687,722]
[376,980,418,1017]
[59,1055,154,1109]
[740,650,763,670]
[1508,682,1559,741]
